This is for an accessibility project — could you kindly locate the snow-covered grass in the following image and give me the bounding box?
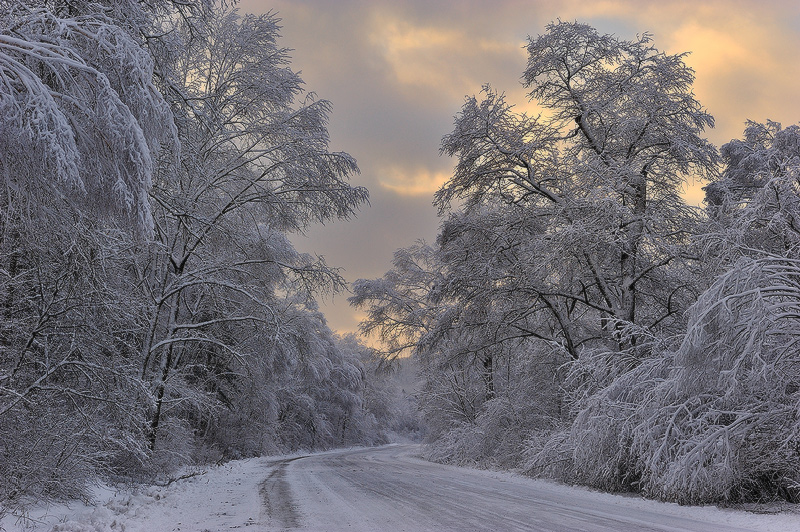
[0,454,290,532]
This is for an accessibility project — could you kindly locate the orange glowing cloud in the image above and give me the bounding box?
[368,11,526,103]
[379,166,451,196]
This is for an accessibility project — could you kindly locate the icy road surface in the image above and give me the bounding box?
[6,444,800,531]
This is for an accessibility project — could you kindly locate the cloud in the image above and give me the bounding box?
[668,15,800,146]
[379,166,451,196]
[368,11,526,102]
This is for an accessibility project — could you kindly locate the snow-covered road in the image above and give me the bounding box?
[6,444,800,531]
[263,444,796,532]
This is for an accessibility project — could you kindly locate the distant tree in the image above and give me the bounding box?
[350,242,440,363]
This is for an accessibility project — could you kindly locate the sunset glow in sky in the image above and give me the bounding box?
[238,0,800,336]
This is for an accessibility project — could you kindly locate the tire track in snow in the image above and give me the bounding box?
[259,456,306,529]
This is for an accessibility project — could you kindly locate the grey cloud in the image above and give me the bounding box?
[293,186,441,334]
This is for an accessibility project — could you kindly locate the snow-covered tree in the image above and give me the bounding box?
[438,22,716,357]
[0,215,151,507]
[0,2,377,511]
[524,120,800,503]
[634,255,800,503]
[139,9,367,453]
[0,0,212,509]
[704,120,800,260]
[589,121,800,503]
[542,255,800,504]
[0,1,184,229]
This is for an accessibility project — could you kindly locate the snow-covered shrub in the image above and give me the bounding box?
[426,396,558,469]
[424,396,531,467]
[523,427,575,482]
[424,422,483,465]
[0,409,97,507]
[423,346,563,468]
[536,257,800,503]
[197,366,282,460]
[631,257,800,503]
[150,416,196,475]
[554,351,672,493]
[520,334,663,491]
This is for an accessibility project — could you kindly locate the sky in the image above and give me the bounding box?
[237,0,800,338]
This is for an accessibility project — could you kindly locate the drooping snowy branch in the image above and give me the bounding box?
[0,4,177,230]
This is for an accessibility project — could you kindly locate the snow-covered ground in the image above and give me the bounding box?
[3,444,800,531]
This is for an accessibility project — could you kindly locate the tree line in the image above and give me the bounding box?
[352,21,800,504]
[0,1,421,515]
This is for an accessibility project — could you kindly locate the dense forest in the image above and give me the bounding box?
[3,0,800,518]
[353,21,800,505]
[0,0,420,516]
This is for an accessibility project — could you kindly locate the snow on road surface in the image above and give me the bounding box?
[4,444,800,531]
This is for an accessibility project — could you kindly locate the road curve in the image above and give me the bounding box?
[259,444,760,532]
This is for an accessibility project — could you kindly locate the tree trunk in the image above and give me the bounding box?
[619,169,648,348]
[482,354,495,401]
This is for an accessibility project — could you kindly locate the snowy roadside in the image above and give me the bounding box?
[3,445,800,532]
[0,452,300,532]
